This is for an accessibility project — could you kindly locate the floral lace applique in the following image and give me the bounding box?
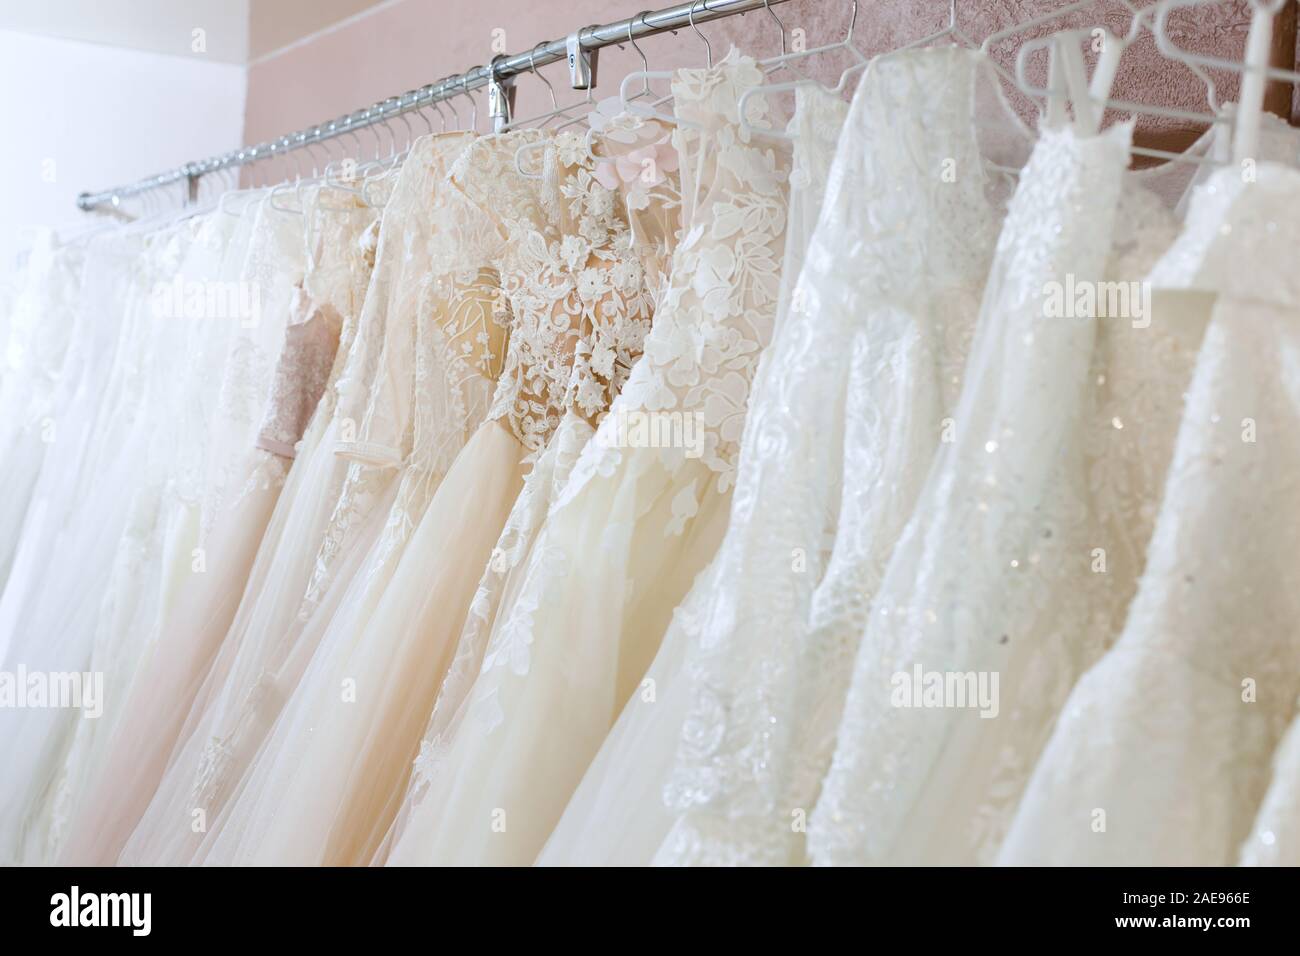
[557,50,790,506]
[406,120,685,795]
[297,134,480,621]
[457,127,660,450]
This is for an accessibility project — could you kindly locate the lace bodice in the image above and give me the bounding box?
[810,119,1140,867]
[557,124,678,429]
[298,131,513,618]
[657,49,1018,868]
[591,112,683,307]
[448,126,666,450]
[330,134,478,466]
[557,50,791,507]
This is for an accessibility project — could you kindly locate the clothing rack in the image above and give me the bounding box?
[75,0,793,213]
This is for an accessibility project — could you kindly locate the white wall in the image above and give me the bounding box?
[0,0,251,63]
[0,29,246,268]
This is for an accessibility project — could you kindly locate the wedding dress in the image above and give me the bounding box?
[0,231,83,597]
[0,226,150,657]
[1243,712,1300,866]
[996,161,1300,867]
[536,79,849,867]
[383,50,791,867]
[119,132,502,865]
[200,123,674,866]
[19,196,305,864]
[0,214,222,864]
[808,99,1210,864]
[0,221,189,857]
[58,184,379,865]
[537,47,1032,868]
[369,117,681,868]
[37,205,253,861]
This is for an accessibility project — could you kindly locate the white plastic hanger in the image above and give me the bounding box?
[1155,0,1297,164]
[737,0,867,142]
[618,0,716,131]
[1013,2,1229,166]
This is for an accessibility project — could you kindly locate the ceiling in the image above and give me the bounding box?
[0,0,389,64]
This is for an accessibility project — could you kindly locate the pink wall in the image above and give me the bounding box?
[243,0,1291,161]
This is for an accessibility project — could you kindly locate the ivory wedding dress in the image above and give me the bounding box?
[60,184,379,865]
[536,78,848,867]
[0,215,221,864]
[38,201,284,863]
[0,231,84,597]
[201,123,675,866]
[0,226,152,656]
[997,161,1300,867]
[394,119,678,853]
[120,132,506,865]
[383,50,791,867]
[808,104,1211,865]
[537,47,1033,868]
[374,117,681,867]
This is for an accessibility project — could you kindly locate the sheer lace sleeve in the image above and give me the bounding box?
[331,135,473,468]
[255,284,343,458]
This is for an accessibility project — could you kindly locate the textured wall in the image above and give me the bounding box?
[707,0,1293,140]
[241,0,1295,160]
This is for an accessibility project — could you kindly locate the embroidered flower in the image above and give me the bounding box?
[558,234,591,272]
[555,131,588,168]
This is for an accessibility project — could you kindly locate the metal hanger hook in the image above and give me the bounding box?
[461,72,478,130]
[688,0,713,68]
[762,0,787,56]
[529,41,560,110]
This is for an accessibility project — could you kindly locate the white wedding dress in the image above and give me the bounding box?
[658,49,1032,868]
[120,132,505,865]
[536,74,855,867]
[203,118,683,866]
[383,50,792,867]
[0,214,221,864]
[59,184,380,865]
[997,160,1300,867]
[0,226,153,661]
[0,231,84,599]
[808,97,1211,864]
[16,196,305,864]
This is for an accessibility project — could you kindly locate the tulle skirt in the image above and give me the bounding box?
[58,451,290,865]
[535,595,696,866]
[120,415,397,865]
[0,399,158,864]
[194,418,526,865]
[383,450,730,866]
[0,429,50,608]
